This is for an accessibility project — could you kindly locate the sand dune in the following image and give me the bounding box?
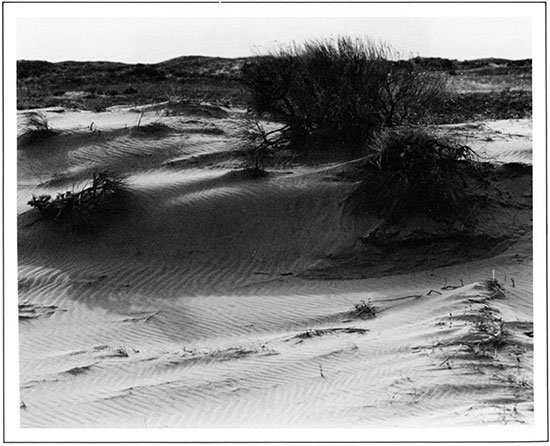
[17,106,533,429]
[441,120,532,164]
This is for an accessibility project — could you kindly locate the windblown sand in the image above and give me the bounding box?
[17,105,533,428]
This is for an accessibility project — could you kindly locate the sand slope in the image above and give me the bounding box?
[17,106,533,428]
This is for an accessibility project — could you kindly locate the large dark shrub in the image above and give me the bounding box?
[242,37,446,154]
[346,128,478,221]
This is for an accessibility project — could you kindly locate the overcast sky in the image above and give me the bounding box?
[17,15,532,63]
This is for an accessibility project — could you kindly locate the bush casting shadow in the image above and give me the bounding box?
[235,120,287,174]
[27,172,127,234]
[132,121,172,137]
[345,127,479,222]
[18,111,59,147]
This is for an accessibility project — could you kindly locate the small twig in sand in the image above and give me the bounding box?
[121,311,160,323]
[511,278,515,288]
[137,111,144,128]
[143,311,159,323]
[371,294,421,303]
[319,364,325,379]
[132,242,142,256]
[291,327,368,342]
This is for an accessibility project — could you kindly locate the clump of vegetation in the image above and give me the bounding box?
[458,314,507,360]
[487,278,505,299]
[346,127,479,221]
[242,37,446,154]
[27,172,126,233]
[18,111,58,146]
[90,98,109,113]
[292,327,368,342]
[428,90,532,124]
[133,120,171,136]
[350,299,377,319]
[236,120,287,176]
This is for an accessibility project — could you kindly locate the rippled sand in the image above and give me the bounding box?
[16,105,534,430]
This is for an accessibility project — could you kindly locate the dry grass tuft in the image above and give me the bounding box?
[18,111,58,146]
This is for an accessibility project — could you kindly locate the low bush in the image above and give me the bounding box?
[18,111,58,146]
[349,300,376,319]
[27,172,126,233]
[346,128,478,221]
[242,37,447,154]
[90,98,109,113]
[133,121,171,136]
[237,120,287,173]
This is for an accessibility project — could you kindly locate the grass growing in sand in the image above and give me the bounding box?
[351,299,377,319]
[27,172,126,233]
[133,120,172,136]
[18,111,58,147]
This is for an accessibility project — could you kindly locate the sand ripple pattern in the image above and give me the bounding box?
[17,110,533,428]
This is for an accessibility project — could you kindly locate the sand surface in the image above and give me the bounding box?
[17,105,533,429]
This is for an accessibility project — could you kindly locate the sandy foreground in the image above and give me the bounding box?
[17,104,533,429]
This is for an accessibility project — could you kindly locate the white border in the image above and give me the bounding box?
[3,2,547,443]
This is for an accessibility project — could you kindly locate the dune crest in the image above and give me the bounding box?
[18,105,533,428]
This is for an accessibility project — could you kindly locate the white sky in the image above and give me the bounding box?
[16,14,532,63]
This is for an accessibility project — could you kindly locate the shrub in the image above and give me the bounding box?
[26,111,52,131]
[346,128,478,221]
[242,37,446,154]
[89,97,109,113]
[428,90,532,124]
[236,120,287,173]
[27,172,126,233]
[18,111,58,146]
[133,121,171,136]
[350,299,376,319]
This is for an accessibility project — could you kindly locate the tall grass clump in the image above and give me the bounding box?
[18,111,58,147]
[346,128,478,221]
[27,172,127,233]
[241,37,446,154]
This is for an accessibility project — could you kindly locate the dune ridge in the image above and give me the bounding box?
[17,106,533,429]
